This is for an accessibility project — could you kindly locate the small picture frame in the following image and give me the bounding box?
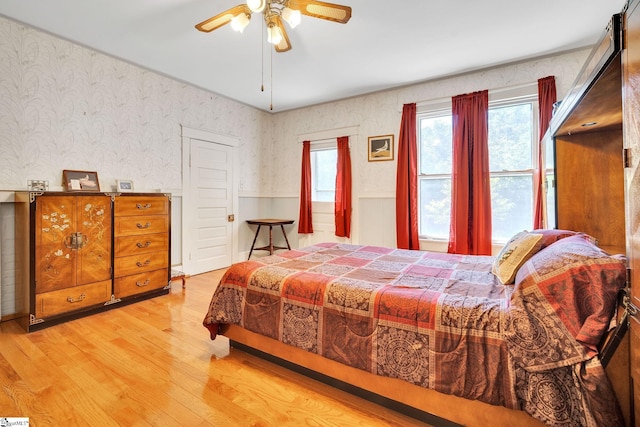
[62,170,100,192]
[368,135,394,162]
[116,179,134,192]
[28,180,49,191]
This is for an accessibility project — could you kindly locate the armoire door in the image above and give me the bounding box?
[623,0,640,424]
[74,195,112,285]
[34,194,112,293]
[35,195,78,293]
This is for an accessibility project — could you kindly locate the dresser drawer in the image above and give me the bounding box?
[35,280,112,318]
[114,268,168,298]
[114,196,169,217]
[114,215,168,236]
[115,233,168,256]
[114,251,168,277]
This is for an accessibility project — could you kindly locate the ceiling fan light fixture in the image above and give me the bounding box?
[230,13,251,32]
[246,0,266,13]
[267,24,283,45]
[282,7,301,28]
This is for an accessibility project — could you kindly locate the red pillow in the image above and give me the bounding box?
[514,234,625,355]
[529,229,596,250]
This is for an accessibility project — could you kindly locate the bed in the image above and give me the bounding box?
[203,230,627,427]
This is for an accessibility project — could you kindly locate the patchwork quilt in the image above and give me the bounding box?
[203,240,625,426]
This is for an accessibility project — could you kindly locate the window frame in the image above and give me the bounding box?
[417,88,542,243]
[310,141,337,203]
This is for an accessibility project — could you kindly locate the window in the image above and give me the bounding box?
[311,145,337,202]
[418,91,540,243]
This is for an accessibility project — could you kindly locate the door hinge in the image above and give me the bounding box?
[627,267,632,288]
[624,148,632,168]
[622,287,639,320]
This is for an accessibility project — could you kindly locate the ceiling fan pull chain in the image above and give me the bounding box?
[270,47,274,111]
[261,16,265,92]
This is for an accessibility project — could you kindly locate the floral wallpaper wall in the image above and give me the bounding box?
[0,13,593,243]
[0,12,591,201]
[268,49,590,197]
[0,16,269,195]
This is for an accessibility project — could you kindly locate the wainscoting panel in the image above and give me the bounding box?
[358,197,396,248]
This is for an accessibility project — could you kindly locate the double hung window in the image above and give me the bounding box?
[418,90,544,243]
[311,144,337,202]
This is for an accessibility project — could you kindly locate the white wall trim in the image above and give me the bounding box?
[296,125,360,143]
[181,125,239,148]
[358,193,396,199]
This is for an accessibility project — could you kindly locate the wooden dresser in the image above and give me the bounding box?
[113,194,170,299]
[15,191,171,331]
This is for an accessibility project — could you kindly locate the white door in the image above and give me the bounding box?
[185,136,235,275]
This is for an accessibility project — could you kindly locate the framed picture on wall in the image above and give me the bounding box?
[62,170,101,192]
[368,135,394,161]
[116,179,134,192]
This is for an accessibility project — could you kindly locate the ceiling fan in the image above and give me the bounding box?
[195,0,352,52]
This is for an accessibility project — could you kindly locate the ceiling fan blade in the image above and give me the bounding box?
[273,17,292,52]
[287,0,352,24]
[195,4,251,32]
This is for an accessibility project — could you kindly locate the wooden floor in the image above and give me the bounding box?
[0,270,433,426]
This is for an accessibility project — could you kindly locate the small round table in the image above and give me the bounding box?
[247,219,295,259]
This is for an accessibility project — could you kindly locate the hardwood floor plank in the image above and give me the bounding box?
[0,269,431,426]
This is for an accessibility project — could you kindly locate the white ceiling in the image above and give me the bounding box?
[0,0,627,112]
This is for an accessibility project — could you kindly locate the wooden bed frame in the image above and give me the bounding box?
[222,324,547,427]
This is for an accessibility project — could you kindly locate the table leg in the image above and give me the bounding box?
[248,224,262,259]
[268,225,274,254]
[280,224,291,250]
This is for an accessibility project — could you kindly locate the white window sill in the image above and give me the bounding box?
[419,238,504,256]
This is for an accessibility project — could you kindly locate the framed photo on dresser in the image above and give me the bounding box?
[62,170,100,192]
[116,179,134,192]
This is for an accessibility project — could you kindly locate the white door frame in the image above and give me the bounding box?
[181,125,240,274]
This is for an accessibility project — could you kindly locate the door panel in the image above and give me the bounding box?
[35,196,77,293]
[188,139,233,274]
[624,1,640,424]
[76,195,112,285]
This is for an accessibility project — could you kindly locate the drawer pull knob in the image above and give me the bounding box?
[136,241,151,248]
[136,203,152,210]
[136,222,151,229]
[136,279,150,287]
[67,293,86,303]
[136,259,151,267]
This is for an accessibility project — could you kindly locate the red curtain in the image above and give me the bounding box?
[298,140,313,234]
[533,76,556,229]
[335,136,352,237]
[448,90,492,255]
[395,103,420,250]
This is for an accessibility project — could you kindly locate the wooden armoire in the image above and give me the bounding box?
[548,1,640,424]
[15,191,171,331]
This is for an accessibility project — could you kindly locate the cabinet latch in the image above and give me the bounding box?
[624,148,631,168]
[64,232,87,250]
